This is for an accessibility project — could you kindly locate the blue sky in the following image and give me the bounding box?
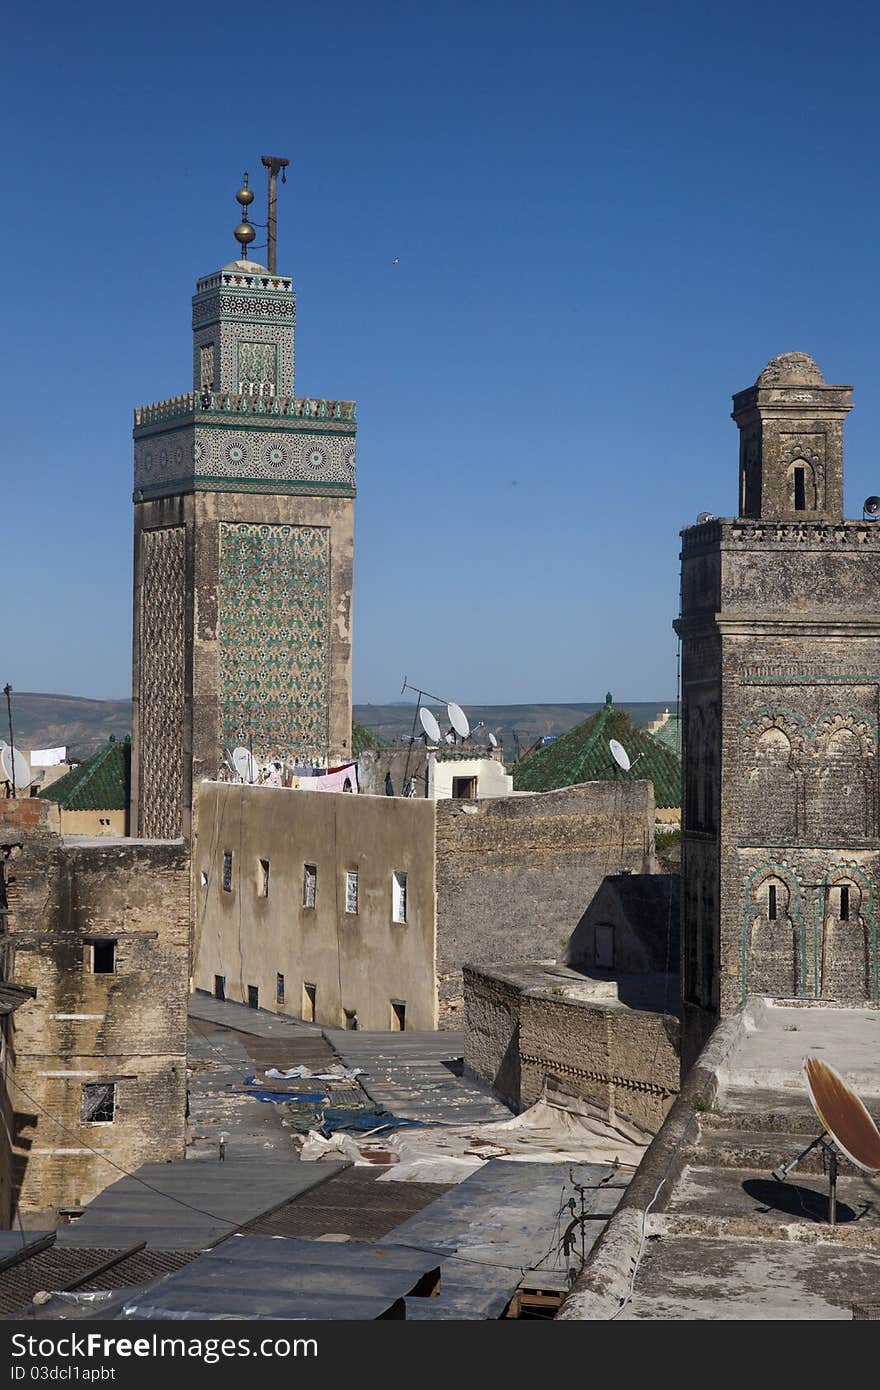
[5,0,880,704]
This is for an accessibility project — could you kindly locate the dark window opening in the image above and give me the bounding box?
[840,885,850,922]
[794,467,806,511]
[276,972,285,1005]
[344,1008,358,1031]
[92,940,116,975]
[247,984,259,1010]
[391,999,406,1032]
[222,851,233,892]
[81,1082,115,1124]
[303,982,316,1023]
[214,975,226,1001]
[768,884,777,921]
[260,859,270,897]
[303,864,317,908]
[452,776,477,799]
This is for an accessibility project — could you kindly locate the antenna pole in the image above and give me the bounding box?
[261,155,290,274]
[3,685,15,799]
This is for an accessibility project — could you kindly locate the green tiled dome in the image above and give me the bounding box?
[40,738,130,811]
[512,697,681,809]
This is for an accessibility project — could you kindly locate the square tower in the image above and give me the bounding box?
[676,353,880,1069]
[131,216,355,839]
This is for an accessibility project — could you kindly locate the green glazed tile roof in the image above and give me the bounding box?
[351,721,384,756]
[511,696,681,808]
[40,738,130,811]
[650,714,681,756]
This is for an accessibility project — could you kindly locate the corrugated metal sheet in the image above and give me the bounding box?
[119,1237,440,1320]
[242,1168,452,1241]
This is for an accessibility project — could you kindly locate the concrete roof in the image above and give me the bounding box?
[560,998,880,1320]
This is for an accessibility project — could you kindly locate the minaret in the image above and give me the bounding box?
[131,168,356,839]
[675,353,880,1072]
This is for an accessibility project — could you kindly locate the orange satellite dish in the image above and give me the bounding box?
[803,1057,880,1175]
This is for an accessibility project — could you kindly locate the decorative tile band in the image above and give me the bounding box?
[134,425,355,491]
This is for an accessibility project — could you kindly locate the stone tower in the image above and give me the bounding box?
[131,181,355,839]
[676,352,880,1069]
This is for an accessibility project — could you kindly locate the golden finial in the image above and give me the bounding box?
[233,172,256,258]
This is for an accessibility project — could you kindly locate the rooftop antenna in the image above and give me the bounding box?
[863,496,880,521]
[261,156,289,274]
[772,1057,880,1226]
[418,707,442,744]
[447,703,470,742]
[233,173,257,261]
[3,685,15,798]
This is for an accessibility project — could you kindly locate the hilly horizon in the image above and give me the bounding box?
[6,691,678,761]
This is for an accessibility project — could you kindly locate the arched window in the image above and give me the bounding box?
[748,872,799,996]
[787,458,817,511]
[821,877,871,1001]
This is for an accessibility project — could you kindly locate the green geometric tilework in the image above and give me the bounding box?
[218,522,330,762]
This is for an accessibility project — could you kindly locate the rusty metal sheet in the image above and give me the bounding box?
[804,1057,880,1174]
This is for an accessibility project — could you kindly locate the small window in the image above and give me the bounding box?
[276,972,285,1005]
[392,871,408,924]
[200,870,209,889]
[794,466,806,511]
[345,870,359,915]
[247,984,259,1010]
[92,940,116,975]
[452,776,477,799]
[214,975,225,1001]
[391,999,406,1032]
[259,859,270,898]
[303,864,317,909]
[303,981,316,1023]
[344,1008,358,1031]
[840,885,850,922]
[81,1082,115,1124]
[222,851,233,892]
[768,884,777,921]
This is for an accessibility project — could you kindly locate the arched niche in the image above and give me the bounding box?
[786,457,818,512]
[749,727,798,842]
[821,873,872,1001]
[746,867,801,997]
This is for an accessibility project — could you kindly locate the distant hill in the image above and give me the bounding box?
[9,692,677,763]
[5,692,132,761]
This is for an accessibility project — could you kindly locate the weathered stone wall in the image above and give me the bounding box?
[192,783,437,1032]
[0,803,189,1214]
[464,963,679,1132]
[436,783,656,1024]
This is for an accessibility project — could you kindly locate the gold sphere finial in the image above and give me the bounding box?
[233,171,256,258]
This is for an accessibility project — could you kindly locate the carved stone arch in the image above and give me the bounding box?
[742,708,808,760]
[780,439,824,511]
[744,712,804,842]
[814,710,876,840]
[743,863,803,999]
[819,864,876,1002]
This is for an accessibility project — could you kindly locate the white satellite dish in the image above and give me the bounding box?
[488,732,498,748]
[0,744,31,791]
[419,707,442,743]
[232,747,259,784]
[448,702,470,739]
[609,739,631,772]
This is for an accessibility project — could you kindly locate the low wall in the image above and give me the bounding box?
[464,962,680,1132]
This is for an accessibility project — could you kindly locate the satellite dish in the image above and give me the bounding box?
[804,1057,880,1174]
[696,511,716,524]
[0,744,30,792]
[864,496,880,517]
[445,733,454,744]
[231,747,258,784]
[488,732,498,748]
[419,707,442,743]
[448,702,470,739]
[609,739,631,772]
